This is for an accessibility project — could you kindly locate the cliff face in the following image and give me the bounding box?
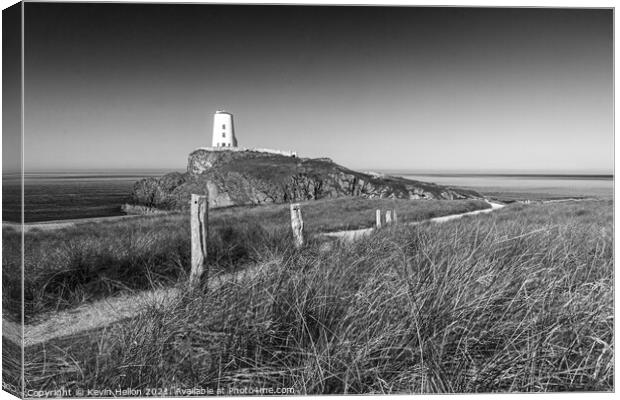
[128,149,482,211]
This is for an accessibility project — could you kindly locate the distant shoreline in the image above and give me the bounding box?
[2,172,612,225]
[384,172,613,180]
[2,214,158,232]
[3,197,607,229]
[3,171,612,180]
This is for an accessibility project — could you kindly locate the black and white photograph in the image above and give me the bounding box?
[1,1,614,397]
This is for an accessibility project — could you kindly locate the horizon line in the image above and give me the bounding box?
[2,167,614,177]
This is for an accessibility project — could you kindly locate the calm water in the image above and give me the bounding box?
[396,174,614,200]
[2,171,614,223]
[2,173,164,223]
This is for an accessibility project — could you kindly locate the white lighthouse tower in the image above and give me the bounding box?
[211,110,237,148]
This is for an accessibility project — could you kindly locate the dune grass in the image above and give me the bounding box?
[3,198,489,322]
[4,214,288,323]
[2,337,22,396]
[209,197,490,233]
[22,200,613,393]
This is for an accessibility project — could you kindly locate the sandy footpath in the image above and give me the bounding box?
[2,214,153,232]
[4,201,506,347]
[322,200,505,241]
[3,260,278,348]
[3,209,179,233]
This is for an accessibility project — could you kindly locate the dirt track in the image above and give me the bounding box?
[322,200,505,241]
[4,201,506,347]
[4,261,275,348]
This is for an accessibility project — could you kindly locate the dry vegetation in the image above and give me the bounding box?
[3,198,488,322]
[11,199,613,393]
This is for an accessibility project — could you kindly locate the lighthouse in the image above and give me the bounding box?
[211,110,237,148]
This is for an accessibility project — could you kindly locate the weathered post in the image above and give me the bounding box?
[190,194,208,289]
[393,209,398,224]
[290,203,304,248]
[385,210,392,225]
[376,209,382,229]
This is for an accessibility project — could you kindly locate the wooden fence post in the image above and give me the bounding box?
[290,203,304,248]
[190,194,208,289]
[393,209,398,224]
[385,210,392,225]
[376,209,382,229]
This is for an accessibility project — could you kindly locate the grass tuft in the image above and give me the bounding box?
[21,200,613,393]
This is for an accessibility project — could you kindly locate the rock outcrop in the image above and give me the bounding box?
[128,149,482,211]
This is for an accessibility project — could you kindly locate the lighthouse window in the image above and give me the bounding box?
[222,124,226,129]
[222,132,226,138]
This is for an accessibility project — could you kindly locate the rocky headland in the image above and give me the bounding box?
[127,149,483,211]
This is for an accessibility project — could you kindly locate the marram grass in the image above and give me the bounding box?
[21,200,612,393]
[3,198,488,321]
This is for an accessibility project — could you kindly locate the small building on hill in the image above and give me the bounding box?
[207,110,296,157]
[212,110,238,148]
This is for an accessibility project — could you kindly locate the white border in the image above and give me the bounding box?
[0,2,615,400]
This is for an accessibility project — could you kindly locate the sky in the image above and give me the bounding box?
[2,2,21,175]
[9,3,614,173]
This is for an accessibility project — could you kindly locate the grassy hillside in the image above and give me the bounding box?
[3,198,489,322]
[21,200,613,393]
[132,150,482,210]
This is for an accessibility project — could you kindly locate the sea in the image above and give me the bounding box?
[1,171,614,223]
[2,171,172,223]
[394,173,614,201]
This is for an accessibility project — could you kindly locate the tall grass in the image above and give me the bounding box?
[2,337,22,396]
[23,200,613,393]
[5,213,290,322]
[4,198,488,322]
[214,197,490,233]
